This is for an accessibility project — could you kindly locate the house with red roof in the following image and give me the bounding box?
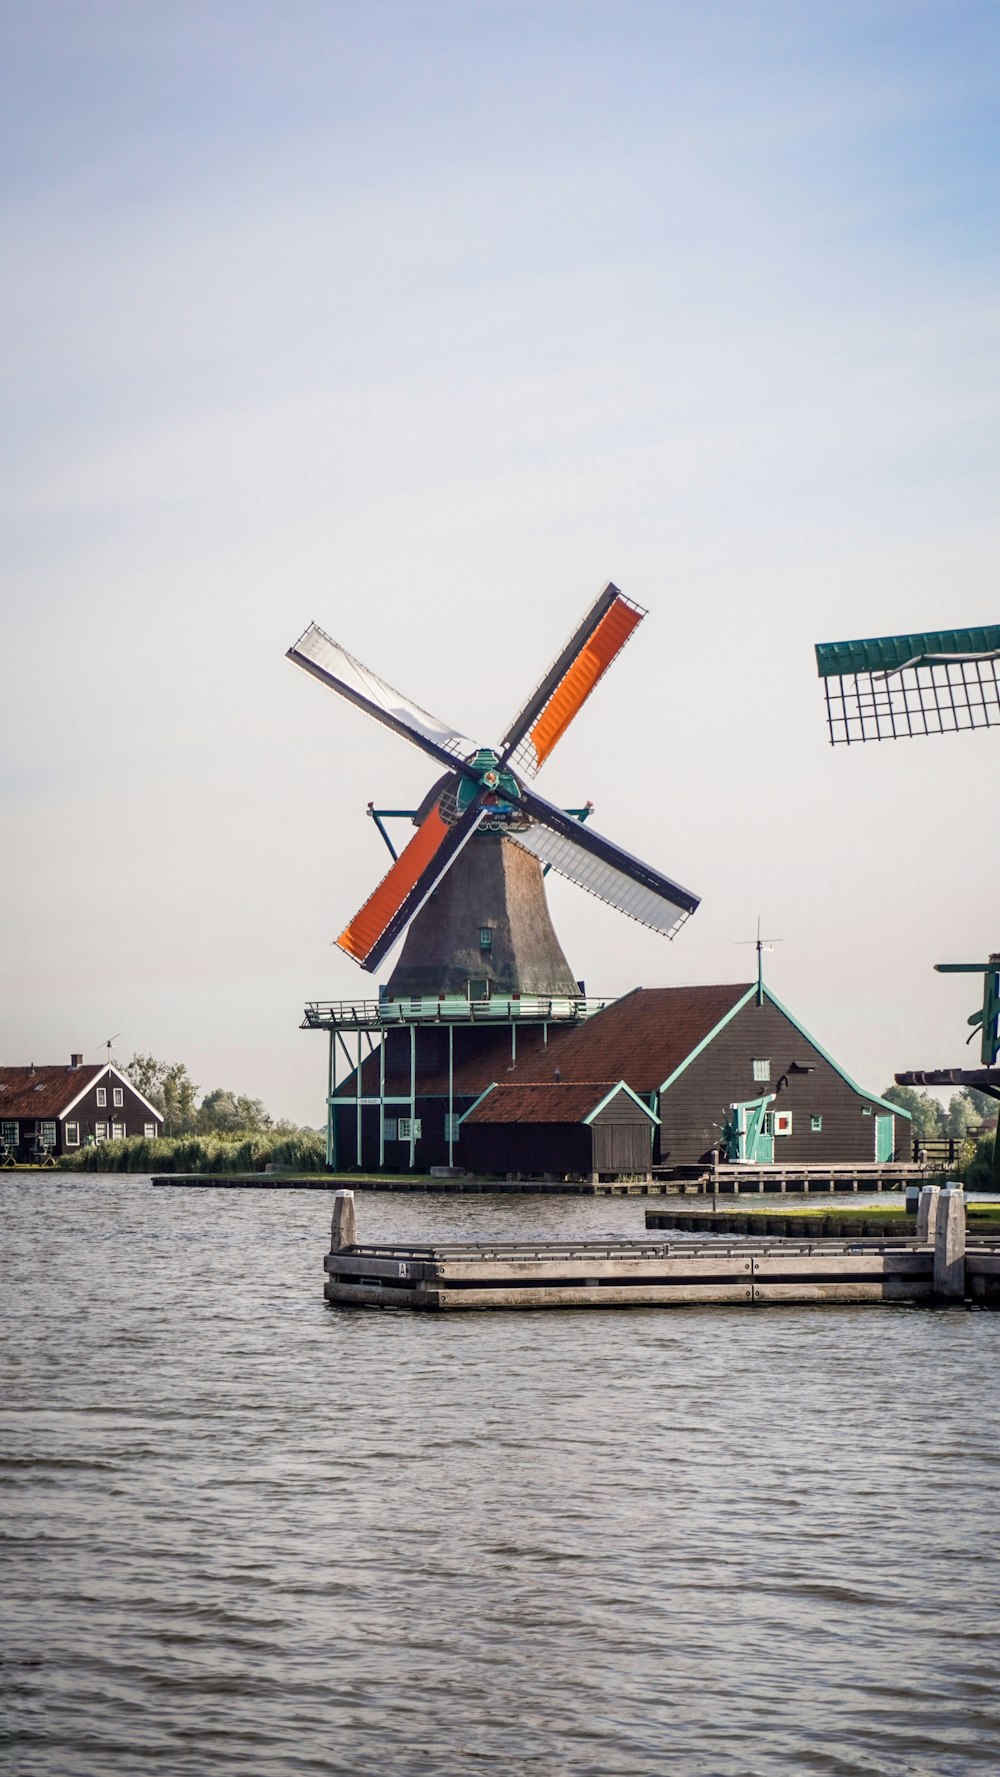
[0,1056,163,1164]
[461,983,908,1175]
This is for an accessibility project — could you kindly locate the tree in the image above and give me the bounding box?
[125,1053,168,1111]
[945,1092,978,1138]
[125,1053,277,1136]
[961,1086,998,1127]
[881,1084,946,1140]
[198,1089,272,1136]
[161,1063,199,1136]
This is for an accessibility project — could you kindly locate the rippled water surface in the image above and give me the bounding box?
[4,1176,999,1775]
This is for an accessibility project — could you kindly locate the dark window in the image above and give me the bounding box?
[479,927,492,950]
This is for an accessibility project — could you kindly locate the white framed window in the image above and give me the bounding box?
[397,1118,422,1141]
[65,1121,80,1146]
[95,1122,108,1141]
[40,1120,57,1148]
[444,1114,461,1141]
[143,1123,157,1139]
[383,1119,398,1142]
[96,1087,107,1107]
[112,1121,125,1140]
[2,1120,18,1148]
[810,1115,822,1132]
[752,1058,771,1082]
[112,1087,123,1108]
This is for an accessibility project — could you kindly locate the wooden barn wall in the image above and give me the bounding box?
[591,1091,654,1173]
[460,1122,593,1177]
[656,999,896,1166]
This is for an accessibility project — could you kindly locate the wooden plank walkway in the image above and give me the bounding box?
[322,1188,1000,1312]
[655,1162,930,1195]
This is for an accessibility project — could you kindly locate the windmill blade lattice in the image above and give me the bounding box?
[511,782,698,938]
[815,624,1000,744]
[287,623,475,770]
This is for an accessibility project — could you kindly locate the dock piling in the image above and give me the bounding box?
[331,1189,357,1251]
[916,1185,941,1243]
[934,1187,966,1300]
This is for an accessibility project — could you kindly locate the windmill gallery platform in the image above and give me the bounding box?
[322,1187,1000,1312]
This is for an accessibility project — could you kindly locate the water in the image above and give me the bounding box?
[3,1176,999,1776]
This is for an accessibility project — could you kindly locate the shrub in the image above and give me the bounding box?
[60,1128,329,1173]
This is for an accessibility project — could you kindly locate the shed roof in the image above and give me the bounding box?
[491,985,752,1094]
[463,1080,655,1126]
[0,1064,104,1118]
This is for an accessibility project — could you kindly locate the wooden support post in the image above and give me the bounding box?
[378,1035,385,1171]
[448,1025,454,1170]
[934,1187,966,1300]
[356,1032,363,1169]
[326,1030,335,1170]
[330,1189,356,1251]
[409,1023,416,1171]
[917,1185,941,1242]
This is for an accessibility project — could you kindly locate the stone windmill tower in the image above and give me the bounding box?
[288,583,699,1001]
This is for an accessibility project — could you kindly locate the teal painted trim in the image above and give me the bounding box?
[658,987,757,1094]
[815,624,1000,680]
[583,1081,660,1126]
[760,987,913,1119]
[458,1084,497,1126]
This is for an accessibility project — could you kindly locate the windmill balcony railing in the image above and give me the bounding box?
[302,994,615,1031]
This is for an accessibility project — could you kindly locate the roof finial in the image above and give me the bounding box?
[737,917,782,1006]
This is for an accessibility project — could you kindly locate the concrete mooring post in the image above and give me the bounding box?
[331,1189,357,1252]
[916,1184,941,1243]
[933,1186,966,1301]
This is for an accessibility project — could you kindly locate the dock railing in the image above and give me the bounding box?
[302,994,614,1031]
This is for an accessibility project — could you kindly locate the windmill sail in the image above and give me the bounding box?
[288,624,475,770]
[338,799,485,971]
[509,785,699,938]
[815,624,1000,744]
[502,585,645,774]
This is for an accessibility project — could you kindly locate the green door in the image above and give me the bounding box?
[733,1096,775,1163]
[875,1114,894,1162]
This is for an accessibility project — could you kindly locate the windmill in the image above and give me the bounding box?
[288,583,700,1000]
[814,623,1000,745]
[815,622,999,1176]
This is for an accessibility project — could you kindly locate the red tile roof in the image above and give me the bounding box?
[493,985,752,1093]
[464,1081,649,1125]
[0,1065,104,1118]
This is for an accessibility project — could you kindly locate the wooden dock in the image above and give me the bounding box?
[655,1161,929,1195]
[322,1188,1000,1311]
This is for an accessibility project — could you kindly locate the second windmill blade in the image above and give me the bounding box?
[501,584,645,775]
[509,783,700,938]
[287,623,477,773]
[338,797,486,974]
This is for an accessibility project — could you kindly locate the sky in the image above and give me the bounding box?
[1,0,998,1125]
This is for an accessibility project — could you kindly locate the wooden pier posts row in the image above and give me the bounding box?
[325,1187,996,1311]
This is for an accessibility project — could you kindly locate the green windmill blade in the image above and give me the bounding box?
[814,623,1000,745]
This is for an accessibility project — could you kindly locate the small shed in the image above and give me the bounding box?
[460,1079,658,1178]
